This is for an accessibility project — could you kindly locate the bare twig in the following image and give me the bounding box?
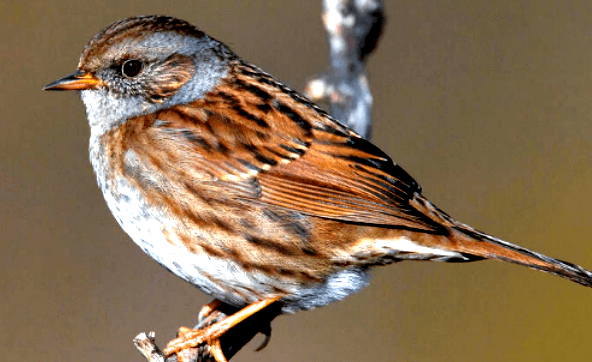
[133,301,281,362]
[305,0,385,139]
[134,332,166,362]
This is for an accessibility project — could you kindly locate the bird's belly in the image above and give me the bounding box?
[99,176,371,313]
[99,176,262,305]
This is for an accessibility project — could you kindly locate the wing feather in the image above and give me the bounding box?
[125,61,445,234]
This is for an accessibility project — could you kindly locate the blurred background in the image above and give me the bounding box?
[3,0,592,361]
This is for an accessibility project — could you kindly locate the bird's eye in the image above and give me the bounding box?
[121,59,143,78]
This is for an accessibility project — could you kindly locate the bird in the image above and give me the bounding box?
[44,15,592,362]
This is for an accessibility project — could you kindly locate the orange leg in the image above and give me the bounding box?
[163,297,281,362]
[198,299,223,322]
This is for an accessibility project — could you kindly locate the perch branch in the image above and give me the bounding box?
[134,301,281,362]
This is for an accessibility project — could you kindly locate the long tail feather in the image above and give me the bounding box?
[410,194,592,288]
[450,225,592,287]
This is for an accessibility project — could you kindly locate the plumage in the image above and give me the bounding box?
[44,15,592,362]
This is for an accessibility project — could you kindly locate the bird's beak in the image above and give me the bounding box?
[43,69,104,91]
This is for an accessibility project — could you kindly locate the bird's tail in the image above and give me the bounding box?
[408,195,592,288]
[449,225,592,287]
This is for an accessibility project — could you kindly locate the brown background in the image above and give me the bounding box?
[3,1,592,361]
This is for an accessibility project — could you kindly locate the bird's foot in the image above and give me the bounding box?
[163,297,280,362]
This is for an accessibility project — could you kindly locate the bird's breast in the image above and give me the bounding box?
[88,126,373,312]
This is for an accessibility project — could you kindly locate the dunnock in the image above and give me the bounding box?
[44,15,592,362]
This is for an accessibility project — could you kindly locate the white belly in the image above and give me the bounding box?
[98,172,371,313]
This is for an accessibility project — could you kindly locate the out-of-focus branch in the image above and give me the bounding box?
[305,0,385,139]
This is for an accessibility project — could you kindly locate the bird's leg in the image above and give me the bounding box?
[198,299,224,322]
[163,297,281,362]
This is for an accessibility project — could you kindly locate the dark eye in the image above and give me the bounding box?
[121,59,143,78]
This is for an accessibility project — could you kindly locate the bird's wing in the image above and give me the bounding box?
[125,62,445,233]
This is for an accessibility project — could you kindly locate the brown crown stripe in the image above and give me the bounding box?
[81,16,206,68]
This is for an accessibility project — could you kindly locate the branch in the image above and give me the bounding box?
[134,301,281,362]
[134,332,165,362]
[305,0,385,139]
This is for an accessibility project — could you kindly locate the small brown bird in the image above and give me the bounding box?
[44,15,591,362]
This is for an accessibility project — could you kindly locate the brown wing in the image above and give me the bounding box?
[127,61,444,233]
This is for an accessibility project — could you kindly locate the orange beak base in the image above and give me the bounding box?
[43,70,103,91]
